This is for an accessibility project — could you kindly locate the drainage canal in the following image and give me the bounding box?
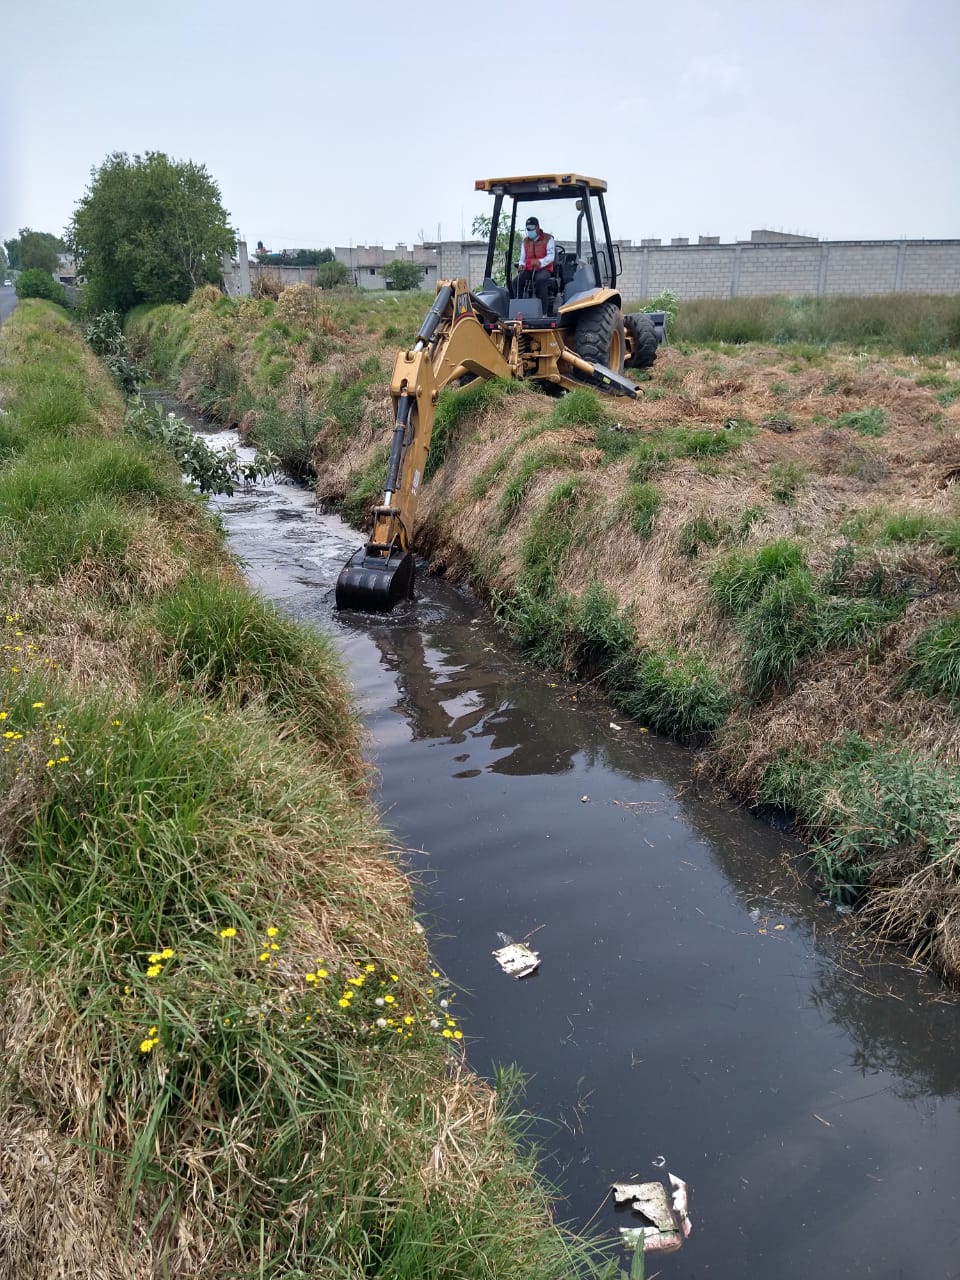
[192,416,959,1279]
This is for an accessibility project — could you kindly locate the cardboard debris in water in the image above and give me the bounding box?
[492,941,540,979]
[613,1174,691,1254]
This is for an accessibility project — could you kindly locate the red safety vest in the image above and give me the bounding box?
[522,229,554,273]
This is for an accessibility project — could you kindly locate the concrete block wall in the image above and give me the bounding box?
[231,237,960,302]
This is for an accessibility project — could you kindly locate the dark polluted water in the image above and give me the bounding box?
[197,428,960,1280]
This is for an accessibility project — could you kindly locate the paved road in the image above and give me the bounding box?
[0,284,17,324]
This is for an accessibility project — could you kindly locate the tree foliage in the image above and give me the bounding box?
[70,152,236,313]
[4,228,64,273]
[316,260,349,289]
[384,259,424,291]
[471,213,509,285]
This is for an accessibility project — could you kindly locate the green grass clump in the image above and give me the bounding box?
[834,407,887,436]
[340,444,391,526]
[610,646,731,743]
[547,386,607,428]
[673,427,744,459]
[470,446,515,501]
[493,582,574,670]
[149,573,359,761]
[906,610,960,703]
[769,461,807,505]
[739,568,821,694]
[760,735,960,903]
[677,513,729,557]
[571,581,636,676]
[878,511,938,543]
[425,378,516,481]
[628,435,674,481]
[621,481,662,537]
[249,401,320,476]
[710,540,807,615]
[496,446,573,527]
[518,478,585,595]
[936,384,960,407]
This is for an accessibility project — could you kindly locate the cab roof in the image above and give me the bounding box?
[475,173,607,196]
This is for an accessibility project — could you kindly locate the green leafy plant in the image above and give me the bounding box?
[125,399,279,494]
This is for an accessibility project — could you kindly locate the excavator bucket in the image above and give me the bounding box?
[335,546,416,612]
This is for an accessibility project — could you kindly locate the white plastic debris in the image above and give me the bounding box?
[609,722,622,731]
[612,1174,691,1255]
[492,933,540,979]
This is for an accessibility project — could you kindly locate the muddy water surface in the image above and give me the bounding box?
[198,424,960,1280]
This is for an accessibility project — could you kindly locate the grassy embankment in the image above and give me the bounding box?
[0,300,616,1278]
[128,287,960,985]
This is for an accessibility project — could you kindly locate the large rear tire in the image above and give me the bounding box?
[573,301,625,374]
[625,312,659,369]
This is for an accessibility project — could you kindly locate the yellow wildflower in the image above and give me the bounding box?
[146,964,162,978]
[259,952,269,962]
[266,927,279,938]
[139,1038,157,1053]
[337,998,350,1008]
[160,948,175,960]
[219,927,237,938]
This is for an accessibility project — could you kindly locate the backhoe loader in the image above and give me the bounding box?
[335,173,665,611]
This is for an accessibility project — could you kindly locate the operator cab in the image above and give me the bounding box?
[472,173,622,325]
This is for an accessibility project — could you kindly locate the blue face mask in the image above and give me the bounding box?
[525,226,538,239]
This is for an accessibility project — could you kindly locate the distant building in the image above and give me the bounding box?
[334,243,439,291]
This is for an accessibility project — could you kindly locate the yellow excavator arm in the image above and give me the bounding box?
[335,280,513,610]
[335,278,641,611]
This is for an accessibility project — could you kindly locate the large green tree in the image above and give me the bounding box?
[70,152,236,312]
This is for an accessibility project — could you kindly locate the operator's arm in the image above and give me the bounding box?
[540,236,555,269]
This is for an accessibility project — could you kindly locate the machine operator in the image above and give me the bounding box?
[515,216,555,312]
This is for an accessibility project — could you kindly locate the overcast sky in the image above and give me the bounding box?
[2,0,957,253]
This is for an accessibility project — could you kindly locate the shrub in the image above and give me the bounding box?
[316,260,349,288]
[14,268,68,306]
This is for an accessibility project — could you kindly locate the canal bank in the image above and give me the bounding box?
[198,417,960,1280]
